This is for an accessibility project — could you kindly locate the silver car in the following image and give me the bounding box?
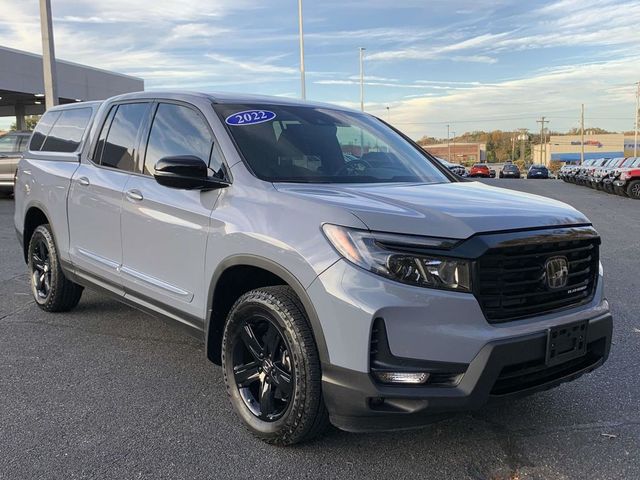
[14,93,612,445]
[0,130,30,193]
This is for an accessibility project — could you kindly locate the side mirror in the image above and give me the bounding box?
[153,155,229,190]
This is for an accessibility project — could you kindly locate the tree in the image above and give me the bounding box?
[10,115,40,131]
[416,135,439,146]
[566,127,613,135]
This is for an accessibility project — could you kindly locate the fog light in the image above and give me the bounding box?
[373,371,430,384]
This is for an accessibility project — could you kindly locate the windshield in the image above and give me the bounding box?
[214,104,449,184]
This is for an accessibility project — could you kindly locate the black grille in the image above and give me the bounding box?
[475,236,599,323]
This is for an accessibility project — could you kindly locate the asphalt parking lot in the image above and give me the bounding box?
[1,179,638,480]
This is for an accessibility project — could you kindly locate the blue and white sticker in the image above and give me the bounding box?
[225,110,276,126]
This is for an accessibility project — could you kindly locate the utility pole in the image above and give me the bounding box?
[536,116,548,165]
[359,47,366,112]
[452,131,456,161]
[634,82,639,157]
[518,128,528,163]
[511,134,516,161]
[39,0,58,110]
[297,0,306,100]
[580,104,585,165]
[447,124,451,161]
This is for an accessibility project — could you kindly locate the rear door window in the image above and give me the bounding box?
[41,108,93,152]
[29,111,60,151]
[97,103,150,172]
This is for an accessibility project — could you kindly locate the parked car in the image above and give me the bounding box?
[558,163,577,182]
[527,164,550,179]
[469,163,491,177]
[499,164,521,178]
[489,167,496,178]
[613,157,640,198]
[602,157,634,193]
[14,92,612,445]
[0,130,31,194]
[582,158,608,187]
[436,157,466,176]
[593,158,625,191]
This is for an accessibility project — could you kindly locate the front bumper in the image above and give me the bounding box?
[323,311,612,432]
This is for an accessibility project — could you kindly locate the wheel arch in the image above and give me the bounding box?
[205,255,329,366]
[22,204,53,263]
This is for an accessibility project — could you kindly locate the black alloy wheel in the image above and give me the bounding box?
[27,224,83,312]
[31,237,52,300]
[232,316,294,422]
[222,286,329,445]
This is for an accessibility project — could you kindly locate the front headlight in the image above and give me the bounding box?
[322,224,471,292]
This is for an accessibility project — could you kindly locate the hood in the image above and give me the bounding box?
[274,181,590,239]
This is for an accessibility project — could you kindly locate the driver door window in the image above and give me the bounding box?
[143,103,219,175]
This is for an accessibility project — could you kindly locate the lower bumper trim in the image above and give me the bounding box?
[322,311,612,433]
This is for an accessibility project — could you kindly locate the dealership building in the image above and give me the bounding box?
[422,142,487,164]
[0,45,143,130]
[533,133,637,166]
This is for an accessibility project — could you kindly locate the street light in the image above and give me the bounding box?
[359,47,366,112]
[297,0,306,100]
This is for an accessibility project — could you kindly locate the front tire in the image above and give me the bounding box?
[221,286,329,445]
[28,224,83,312]
[627,180,640,199]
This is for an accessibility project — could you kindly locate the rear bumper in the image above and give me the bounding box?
[322,311,612,432]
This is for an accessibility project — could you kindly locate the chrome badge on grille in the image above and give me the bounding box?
[545,256,569,290]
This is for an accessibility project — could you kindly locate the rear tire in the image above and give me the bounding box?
[28,224,83,312]
[221,286,329,445]
[627,180,640,199]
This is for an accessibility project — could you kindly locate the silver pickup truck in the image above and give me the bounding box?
[14,92,612,445]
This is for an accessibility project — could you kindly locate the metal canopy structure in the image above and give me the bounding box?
[0,45,144,129]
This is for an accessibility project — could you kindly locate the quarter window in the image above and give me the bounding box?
[41,108,93,153]
[98,103,149,172]
[143,103,216,175]
[29,110,60,151]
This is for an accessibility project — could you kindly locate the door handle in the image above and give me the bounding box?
[78,176,90,186]
[126,189,143,201]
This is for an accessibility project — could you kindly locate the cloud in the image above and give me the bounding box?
[370,55,640,138]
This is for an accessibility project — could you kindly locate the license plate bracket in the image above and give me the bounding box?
[545,320,588,367]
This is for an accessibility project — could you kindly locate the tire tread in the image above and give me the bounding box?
[222,285,329,445]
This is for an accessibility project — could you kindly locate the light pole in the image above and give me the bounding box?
[359,47,366,112]
[634,81,639,157]
[581,104,585,165]
[297,0,306,100]
[39,0,58,110]
[447,124,451,161]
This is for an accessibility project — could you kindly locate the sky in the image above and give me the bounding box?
[0,0,638,138]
